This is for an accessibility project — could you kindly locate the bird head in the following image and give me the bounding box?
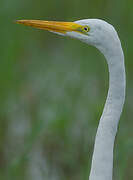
[16,19,118,54]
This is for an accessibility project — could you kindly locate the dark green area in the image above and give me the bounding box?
[0,0,133,179]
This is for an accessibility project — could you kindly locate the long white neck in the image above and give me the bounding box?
[89,35,126,180]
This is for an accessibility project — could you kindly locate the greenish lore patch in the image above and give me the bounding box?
[76,26,90,35]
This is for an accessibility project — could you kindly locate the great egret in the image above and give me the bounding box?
[16,19,126,180]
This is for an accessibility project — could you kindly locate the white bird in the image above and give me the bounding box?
[16,18,126,180]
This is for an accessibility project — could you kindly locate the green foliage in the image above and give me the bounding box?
[0,0,133,179]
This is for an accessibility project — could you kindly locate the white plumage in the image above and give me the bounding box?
[72,19,126,180]
[17,18,126,180]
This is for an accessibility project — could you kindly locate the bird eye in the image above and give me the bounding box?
[83,26,90,32]
[76,25,90,35]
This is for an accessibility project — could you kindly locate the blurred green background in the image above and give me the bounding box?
[0,0,133,179]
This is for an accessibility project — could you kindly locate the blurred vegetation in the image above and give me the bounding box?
[0,0,133,179]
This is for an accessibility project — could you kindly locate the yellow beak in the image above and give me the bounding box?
[16,20,83,34]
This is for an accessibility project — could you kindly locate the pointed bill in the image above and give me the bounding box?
[16,20,84,34]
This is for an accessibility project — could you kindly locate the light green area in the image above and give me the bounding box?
[0,0,133,179]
